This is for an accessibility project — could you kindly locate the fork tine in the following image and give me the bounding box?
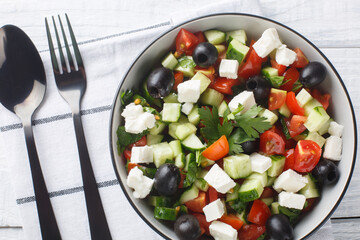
[58,15,75,71]
[45,18,60,74]
[52,16,67,73]
[65,13,84,69]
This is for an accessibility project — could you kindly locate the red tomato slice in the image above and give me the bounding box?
[127,162,140,173]
[238,224,266,240]
[286,91,305,116]
[247,200,271,226]
[129,135,147,148]
[291,48,309,69]
[312,89,331,110]
[194,31,206,43]
[294,140,322,172]
[173,71,184,91]
[208,186,218,203]
[184,191,207,213]
[220,214,244,230]
[280,67,300,92]
[287,115,307,138]
[124,149,132,160]
[193,214,210,235]
[176,28,199,56]
[210,77,240,95]
[270,59,287,76]
[238,40,267,80]
[260,130,285,155]
[202,135,229,161]
[283,148,295,171]
[260,187,277,198]
[268,89,287,111]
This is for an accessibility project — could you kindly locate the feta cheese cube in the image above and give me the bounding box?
[181,102,194,115]
[249,153,272,174]
[328,121,344,137]
[278,191,306,210]
[219,59,239,79]
[122,103,156,134]
[209,221,238,240]
[275,45,297,67]
[228,91,256,114]
[323,136,342,161]
[130,146,153,164]
[273,169,308,192]
[177,80,201,103]
[121,103,143,118]
[204,164,236,194]
[127,167,154,199]
[203,199,225,222]
[253,28,282,58]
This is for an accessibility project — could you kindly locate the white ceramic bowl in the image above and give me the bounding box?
[109,13,357,239]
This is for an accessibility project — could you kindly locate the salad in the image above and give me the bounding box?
[117,27,343,240]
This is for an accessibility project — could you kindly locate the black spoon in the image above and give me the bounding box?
[0,25,61,240]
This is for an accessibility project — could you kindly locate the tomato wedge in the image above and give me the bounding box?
[184,191,207,213]
[312,89,331,110]
[173,71,184,91]
[220,214,244,230]
[283,148,295,171]
[238,40,267,80]
[268,89,287,110]
[127,162,140,173]
[291,48,309,69]
[193,214,210,235]
[286,91,305,116]
[294,140,322,172]
[210,77,240,95]
[247,200,271,225]
[176,28,199,56]
[280,67,300,92]
[238,224,266,240]
[129,135,147,148]
[287,115,307,138]
[194,31,206,43]
[124,149,132,160]
[208,186,218,203]
[260,130,285,155]
[270,59,287,76]
[202,135,229,161]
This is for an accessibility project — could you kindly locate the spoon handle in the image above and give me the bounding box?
[72,112,112,240]
[23,122,62,240]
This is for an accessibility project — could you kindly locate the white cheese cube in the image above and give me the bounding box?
[259,109,278,125]
[219,59,239,79]
[121,103,143,118]
[130,146,153,164]
[141,112,156,129]
[181,102,194,115]
[273,169,308,192]
[204,164,236,194]
[203,199,225,222]
[323,136,342,161]
[328,121,344,137]
[228,91,256,114]
[253,28,282,58]
[122,103,156,134]
[209,221,238,240]
[177,80,201,103]
[278,192,306,210]
[127,167,154,199]
[296,89,313,107]
[275,45,297,67]
[249,153,272,174]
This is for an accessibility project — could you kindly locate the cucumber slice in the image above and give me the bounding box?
[226,29,247,45]
[296,88,313,107]
[184,153,195,172]
[180,184,199,204]
[218,100,230,117]
[181,134,205,152]
[168,123,180,139]
[154,207,177,221]
[175,123,197,140]
[149,196,172,207]
[152,142,174,168]
[262,197,274,206]
[304,106,330,132]
[303,98,322,116]
[279,103,291,118]
[214,44,226,54]
[178,114,189,123]
[161,52,178,70]
[199,88,224,108]
[223,154,252,179]
[163,92,179,103]
[146,134,164,146]
[199,155,215,168]
[149,121,166,135]
[195,178,209,192]
[258,109,278,125]
[169,140,183,156]
[305,132,326,148]
[318,118,332,136]
[162,103,181,123]
[174,56,195,77]
[299,174,320,199]
[262,67,278,78]
[238,179,264,202]
[236,210,248,224]
[188,107,200,125]
[174,153,185,169]
[226,183,240,202]
[271,202,280,214]
[266,176,276,187]
[247,172,268,188]
[204,29,226,44]
[191,72,211,94]
[268,155,286,177]
[226,39,250,64]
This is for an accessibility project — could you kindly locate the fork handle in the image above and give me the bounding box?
[23,122,62,240]
[72,112,112,240]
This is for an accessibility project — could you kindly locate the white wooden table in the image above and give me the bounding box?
[0,0,359,239]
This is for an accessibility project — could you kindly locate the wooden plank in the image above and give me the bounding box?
[331,218,360,239]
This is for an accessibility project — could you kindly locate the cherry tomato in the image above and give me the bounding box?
[286,91,305,116]
[184,191,207,213]
[193,214,210,235]
[312,89,331,110]
[283,148,295,171]
[268,89,287,111]
[247,200,272,226]
[291,48,309,69]
[220,214,244,230]
[287,115,307,138]
[294,140,322,172]
[270,59,287,76]
[172,71,184,91]
[208,186,218,203]
[210,77,240,95]
[194,31,206,43]
[176,28,199,56]
[260,130,285,155]
[202,135,229,161]
[129,135,147,148]
[238,40,267,80]
[124,149,132,160]
[260,187,277,198]
[238,224,266,240]
[280,67,300,92]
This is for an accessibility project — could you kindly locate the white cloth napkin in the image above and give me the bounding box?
[0,0,334,239]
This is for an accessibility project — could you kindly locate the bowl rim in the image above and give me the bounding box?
[109,12,358,240]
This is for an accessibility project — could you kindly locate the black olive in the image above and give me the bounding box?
[174,214,201,240]
[299,62,327,88]
[241,140,259,154]
[246,75,271,102]
[312,159,340,185]
[192,42,218,67]
[154,163,180,196]
[266,214,294,240]
[146,67,174,98]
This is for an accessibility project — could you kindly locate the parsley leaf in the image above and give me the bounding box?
[116,126,147,153]
[120,90,134,105]
[234,105,272,138]
[183,154,199,188]
[228,128,255,155]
